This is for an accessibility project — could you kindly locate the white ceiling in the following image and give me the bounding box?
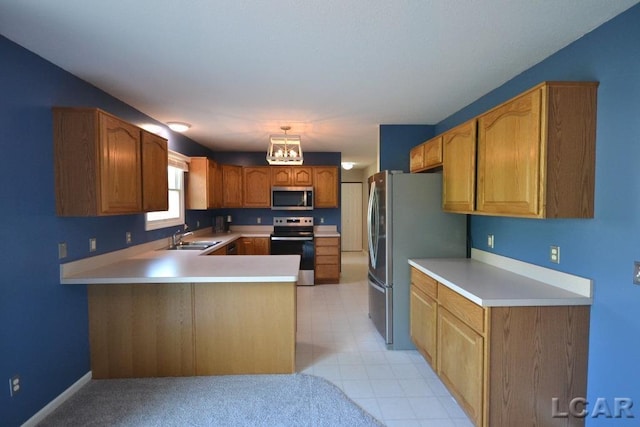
[1,0,638,169]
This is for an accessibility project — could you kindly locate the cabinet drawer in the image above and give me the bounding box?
[316,255,338,265]
[315,237,339,246]
[316,245,339,256]
[438,283,485,334]
[316,264,339,279]
[410,267,437,299]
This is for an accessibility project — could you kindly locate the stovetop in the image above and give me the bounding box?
[272,216,314,237]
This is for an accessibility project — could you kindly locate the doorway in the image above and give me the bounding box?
[341,182,363,251]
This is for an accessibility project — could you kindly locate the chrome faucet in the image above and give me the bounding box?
[172,228,193,247]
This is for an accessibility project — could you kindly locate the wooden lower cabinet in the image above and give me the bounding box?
[409,268,438,367]
[87,281,296,378]
[240,237,270,255]
[437,307,484,426]
[314,237,340,284]
[409,267,589,427]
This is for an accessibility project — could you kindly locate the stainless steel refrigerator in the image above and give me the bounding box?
[367,170,467,349]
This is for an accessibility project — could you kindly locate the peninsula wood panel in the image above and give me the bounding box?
[87,284,194,379]
[194,282,296,375]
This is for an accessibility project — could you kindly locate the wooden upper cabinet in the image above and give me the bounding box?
[186,157,220,210]
[411,136,443,173]
[243,166,271,207]
[410,143,425,172]
[477,81,598,218]
[222,164,243,207]
[54,107,145,216]
[442,119,477,213]
[292,167,313,186]
[141,130,168,212]
[271,167,292,186]
[313,166,339,208]
[271,166,313,186]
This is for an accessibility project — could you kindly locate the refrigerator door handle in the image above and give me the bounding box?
[367,181,378,267]
[368,278,387,293]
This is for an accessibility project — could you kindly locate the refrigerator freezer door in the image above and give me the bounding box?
[368,275,393,345]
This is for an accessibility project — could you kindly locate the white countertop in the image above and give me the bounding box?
[409,250,592,307]
[62,252,300,284]
[60,230,299,285]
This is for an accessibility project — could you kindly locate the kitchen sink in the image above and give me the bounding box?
[166,241,222,250]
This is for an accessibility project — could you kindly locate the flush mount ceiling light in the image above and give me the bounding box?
[167,122,191,132]
[341,162,355,170]
[266,126,303,165]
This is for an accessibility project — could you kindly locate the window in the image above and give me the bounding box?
[145,151,189,231]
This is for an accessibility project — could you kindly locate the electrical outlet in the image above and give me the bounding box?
[550,245,560,264]
[89,238,97,252]
[257,217,261,224]
[196,220,200,228]
[634,262,640,285]
[487,234,495,248]
[9,375,20,396]
[320,218,325,224]
[58,242,67,259]
[125,232,132,244]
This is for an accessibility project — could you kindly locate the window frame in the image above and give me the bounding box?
[145,151,189,231]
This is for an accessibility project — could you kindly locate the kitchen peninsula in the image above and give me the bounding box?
[61,244,300,379]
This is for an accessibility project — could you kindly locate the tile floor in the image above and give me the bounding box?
[296,251,474,427]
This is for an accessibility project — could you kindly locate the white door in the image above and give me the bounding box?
[341,182,363,251]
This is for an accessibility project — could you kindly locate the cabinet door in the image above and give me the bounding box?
[213,162,223,208]
[313,167,338,208]
[186,157,215,210]
[222,165,243,207]
[437,307,484,427]
[410,285,437,368]
[410,143,425,172]
[254,237,270,255]
[423,136,443,169]
[271,167,292,186]
[442,119,476,213]
[243,167,271,207]
[477,88,542,216]
[141,131,168,212]
[292,167,313,186]
[99,114,142,213]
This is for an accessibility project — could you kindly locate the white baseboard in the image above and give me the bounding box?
[22,371,92,427]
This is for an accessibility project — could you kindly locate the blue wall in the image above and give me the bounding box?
[434,6,640,425]
[379,124,435,172]
[0,34,342,425]
[0,34,216,425]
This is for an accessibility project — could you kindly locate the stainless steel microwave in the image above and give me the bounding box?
[271,187,314,210]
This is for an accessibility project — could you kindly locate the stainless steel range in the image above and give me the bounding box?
[270,217,315,286]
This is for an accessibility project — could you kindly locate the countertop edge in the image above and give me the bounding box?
[408,255,593,307]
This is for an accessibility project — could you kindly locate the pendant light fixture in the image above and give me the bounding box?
[266,126,303,165]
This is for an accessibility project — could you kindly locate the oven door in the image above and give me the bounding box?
[270,236,315,285]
